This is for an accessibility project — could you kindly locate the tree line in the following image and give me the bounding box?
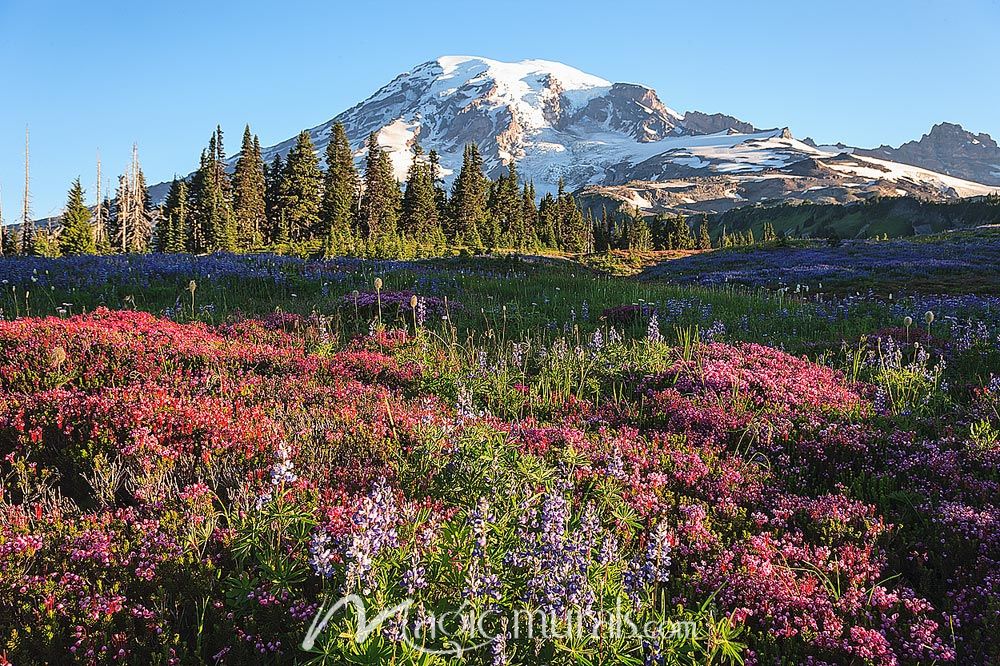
[0,122,802,259]
[3,123,602,258]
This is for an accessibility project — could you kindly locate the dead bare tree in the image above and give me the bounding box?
[94,151,104,248]
[113,144,151,253]
[21,126,34,254]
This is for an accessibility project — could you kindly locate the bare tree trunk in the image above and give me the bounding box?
[95,151,103,247]
[22,126,31,255]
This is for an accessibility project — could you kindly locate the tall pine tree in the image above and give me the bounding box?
[359,132,401,256]
[448,144,487,250]
[58,177,96,256]
[158,178,189,253]
[279,130,323,243]
[188,128,235,253]
[488,161,524,249]
[232,125,267,251]
[264,154,285,245]
[401,145,444,254]
[321,122,359,256]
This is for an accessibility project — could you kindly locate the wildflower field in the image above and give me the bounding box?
[1,238,999,665]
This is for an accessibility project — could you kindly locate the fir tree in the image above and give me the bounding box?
[401,145,444,254]
[449,144,487,249]
[697,215,712,250]
[232,125,267,250]
[428,150,449,223]
[627,212,652,251]
[280,130,323,242]
[488,161,524,249]
[762,221,776,243]
[536,193,557,248]
[554,180,592,253]
[159,179,189,253]
[265,154,285,245]
[188,128,235,253]
[662,215,694,250]
[321,122,360,256]
[521,182,539,249]
[58,177,95,255]
[359,132,401,256]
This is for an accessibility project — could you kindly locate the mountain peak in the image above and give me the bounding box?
[856,122,1000,186]
[431,55,613,91]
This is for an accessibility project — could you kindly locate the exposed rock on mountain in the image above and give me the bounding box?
[855,122,1000,187]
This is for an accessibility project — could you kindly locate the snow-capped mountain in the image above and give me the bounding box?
[152,55,998,215]
[254,55,703,192]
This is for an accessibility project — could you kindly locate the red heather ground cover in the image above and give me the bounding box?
[0,310,992,663]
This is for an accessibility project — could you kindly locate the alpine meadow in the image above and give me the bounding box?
[1,4,1000,665]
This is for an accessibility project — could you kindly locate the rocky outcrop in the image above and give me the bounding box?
[857,122,1000,186]
[681,111,758,135]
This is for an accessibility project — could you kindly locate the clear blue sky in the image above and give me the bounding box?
[1,0,997,218]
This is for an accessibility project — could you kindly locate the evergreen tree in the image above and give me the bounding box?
[34,230,61,257]
[232,125,267,250]
[762,221,776,243]
[449,144,487,249]
[321,122,359,256]
[359,132,401,256]
[536,193,558,248]
[428,150,449,223]
[264,154,285,244]
[2,226,18,256]
[280,130,323,242]
[627,212,652,251]
[188,128,235,253]
[58,177,95,255]
[594,207,611,252]
[401,145,444,253]
[663,215,694,250]
[159,179,189,253]
[555,180,592,253]
[521,182,539,249]
[697,215,712,250]
[488,161,524,249]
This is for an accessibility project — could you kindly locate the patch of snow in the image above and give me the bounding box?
[825,155,999,197]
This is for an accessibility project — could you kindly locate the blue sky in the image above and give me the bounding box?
[1,0,997,217]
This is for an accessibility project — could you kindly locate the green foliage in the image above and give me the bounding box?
[232,126,267,250]
[58,177,96,256]
[322,122,360,257]
[280,130,324,243]
[449,144,488,250]
[188,127,236,253]
[360,132,402,256]
[158,179,189,253]
[401,146,445,254]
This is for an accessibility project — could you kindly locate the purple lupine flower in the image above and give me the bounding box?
[647,312,662,343]
[401,554,427,595]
